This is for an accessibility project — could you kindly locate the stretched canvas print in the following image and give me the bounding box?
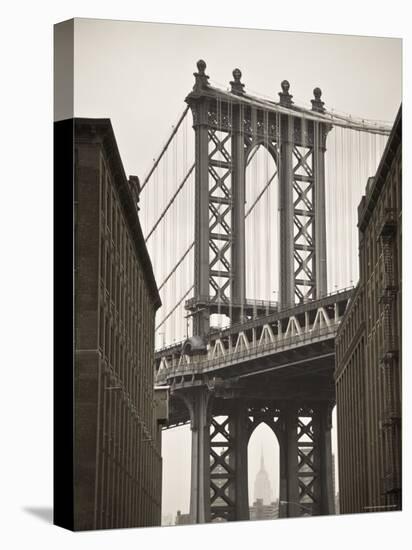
[53,18,402,531]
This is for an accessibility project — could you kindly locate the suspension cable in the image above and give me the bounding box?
[207,85,392,135]
[145,163,195,242]
[141,105,190,192]
[245,170,278,218]
[155,285,194,331]
[246,145,259,166]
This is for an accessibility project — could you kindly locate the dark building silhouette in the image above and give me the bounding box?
[249,499,279,521]
[175,510,192,525]
[74,118,164,529]
[335,107,401,514]
[253,450,273,505]
[249,451,278,520]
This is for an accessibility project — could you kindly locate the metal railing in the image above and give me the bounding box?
[184,295,279,309]
[156,322,339,383]
[155,286,354,360]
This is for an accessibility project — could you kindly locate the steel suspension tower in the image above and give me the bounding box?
[166,60,336,523]
[186,60,331,342]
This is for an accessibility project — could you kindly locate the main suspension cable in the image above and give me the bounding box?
[245,170,278,218]
[208,85,392,135]
[155,285,195,331]
[145,163,195,242]
[141,105,190,192]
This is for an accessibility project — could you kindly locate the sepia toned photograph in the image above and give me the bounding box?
[54,18,402,531]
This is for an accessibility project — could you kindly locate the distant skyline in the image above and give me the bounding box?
[72,18,401,520]
[253,447,275,505]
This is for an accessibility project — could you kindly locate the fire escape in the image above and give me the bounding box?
[377,207,401,506]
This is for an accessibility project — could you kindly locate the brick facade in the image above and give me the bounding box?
[335,108,402,514]
[74,119,162,529]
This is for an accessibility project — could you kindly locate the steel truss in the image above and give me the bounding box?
[209,416,236,521]
[292,146,315,301]
[208,126,233,306]
[296,407,318,514]
[176,386,335,523]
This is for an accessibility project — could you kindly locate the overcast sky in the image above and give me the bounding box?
[72,18,401,521]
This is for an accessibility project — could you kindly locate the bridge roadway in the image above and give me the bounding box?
[155,288,353,427]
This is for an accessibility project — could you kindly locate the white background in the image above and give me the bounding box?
[0,1,410,548]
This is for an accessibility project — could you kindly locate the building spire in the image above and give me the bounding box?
[254,446,272,504]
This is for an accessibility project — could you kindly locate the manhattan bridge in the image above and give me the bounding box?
[139,60,392,523]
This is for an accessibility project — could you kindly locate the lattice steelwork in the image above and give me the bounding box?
[209,416,236,522]
[186,61,331,337]
[208,125,233,305]
[297,408,318,515]
[293,145,315,302]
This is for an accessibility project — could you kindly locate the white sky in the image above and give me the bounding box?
[72,18,401,521]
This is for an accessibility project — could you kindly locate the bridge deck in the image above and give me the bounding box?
[155,288,353,360]
[156,289,353,393]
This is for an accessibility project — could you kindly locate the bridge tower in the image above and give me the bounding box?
[186,60,331,339]
[170,61,335,523]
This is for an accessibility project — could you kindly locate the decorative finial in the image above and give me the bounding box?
[281,80,290,93]
[311,87,325,113]
[278,80,293,107]
[197,59,206,74]
[193,59,210,92]
[230,68,245,95]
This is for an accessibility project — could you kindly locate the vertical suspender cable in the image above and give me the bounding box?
[276,111,281,307]
[336,125,341,289]
[173,131,176,342]
[172,123,177,343]
[163,144,168,343]
[240,102,245,325]
[252,111,256,307]
[265,111,270,306]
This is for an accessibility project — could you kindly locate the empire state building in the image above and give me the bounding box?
[253,450,273,504]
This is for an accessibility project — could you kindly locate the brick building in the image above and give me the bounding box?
[73,118,163,529]
[335,107,401,514]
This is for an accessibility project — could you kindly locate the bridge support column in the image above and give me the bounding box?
[278,405,300,517]
[278,403,335,517]
[279,116,295,308]
[312,402,335,514]
[231,105,246,323]
[182,388,213,523]
[313,123,328,298]
[229,404,250,520]
[192,99,211,338]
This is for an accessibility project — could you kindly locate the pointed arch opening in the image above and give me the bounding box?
[245,144,279,310]
[247,421,280,520]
